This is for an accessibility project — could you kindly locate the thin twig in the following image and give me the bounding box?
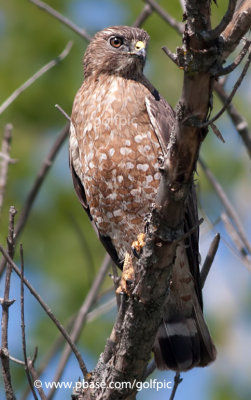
[214,80,251,157]
[29,0,91,41]
[15,123,69,240]
[199,50,251,128]
[31,347,38,367]
[8,355,25,366]
[0,42,73,115]
[55,104,71,122]
[201,233,221,288]
[162,46,179,65]
[48,253,111,400]
[210,122,225,143]
[0,245,88,378]
[27,359,47,400]
[68,214,95,286]
[144,0,184,34]
[0,152,17,164]
[0,123,69,277]
[172,218,204,246]
[20,318,75,400]
[20,245,38,400]
[133,4,153,27]
[201,0,238,41]
[0,124,13,217]
[86,297,116,323]
[169,372,183,400]
[222,0,251,57]
[179,0,186,13]
[215,40,250,76]
[21,293,115,399]
[221,212,251,271]
[1,207,17,400]
[199,158,251,254]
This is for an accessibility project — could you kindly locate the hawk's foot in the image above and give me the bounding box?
[132,232,146,258]
[116,252,134,296]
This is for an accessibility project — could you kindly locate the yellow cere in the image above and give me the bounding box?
[135,41,145,50]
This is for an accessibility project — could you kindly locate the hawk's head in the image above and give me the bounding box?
[83,26,150,79]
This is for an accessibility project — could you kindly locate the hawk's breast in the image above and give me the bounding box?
[70,74,162,258]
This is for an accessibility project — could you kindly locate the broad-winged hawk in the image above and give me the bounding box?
[70,25,216,371]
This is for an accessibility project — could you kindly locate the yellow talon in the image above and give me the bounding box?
[132,232,146,257]
[116,252,135,296]
[116,233,146,295]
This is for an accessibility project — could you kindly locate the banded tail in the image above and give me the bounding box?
[153,244,216,371]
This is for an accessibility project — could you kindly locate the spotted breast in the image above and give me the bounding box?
[70,73,161,259]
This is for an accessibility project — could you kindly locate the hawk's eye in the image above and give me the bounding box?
[110,37,123,48]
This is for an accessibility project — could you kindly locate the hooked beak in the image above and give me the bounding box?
[130,41,146,60]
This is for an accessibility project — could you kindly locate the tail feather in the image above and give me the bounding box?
[192,297,216,365]
[153,312,216,371]
[153,241,217,371]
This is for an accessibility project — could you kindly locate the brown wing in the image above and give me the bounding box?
[142,76,174,149]
[69,141,121,268]
[145,90,203,308]
[147,91,217,371]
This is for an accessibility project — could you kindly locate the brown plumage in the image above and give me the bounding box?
[70,25,216,371]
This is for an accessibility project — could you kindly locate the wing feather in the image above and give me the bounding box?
[145,89,202,308]
[69,123,121,268]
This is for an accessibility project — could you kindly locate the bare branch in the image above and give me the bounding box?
[172,217,204,246]
[201,0,238,41]
[15,123,69,240]
[215,40,250,76]
[222,0,251,57]
[162,46,179,65]
[22,293,115,399]
[0,42,73,116]
[169,373,183,400]
[87,297,116,323]
[27,359,47,400]
[198,50,251,128]
[201,233,221,288]
[1,206,17,400]
[8,354,25,366]
[21,319,74,400]
[69,214,96,284]
[133,4,153,27]
[179,0,186,13]
[144,0,184,34]
[199,158,251,254]
[0,124,13,216]
[210,123,225,143]
[214,80,251,157]
[0,245,88,378]
[221,213,251,271]
[29,0,91,41]
[55,104,71,122]
[0,348,17,400]
[20,245,38,400]
[48,253,111,399]
[0,124,69,277]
